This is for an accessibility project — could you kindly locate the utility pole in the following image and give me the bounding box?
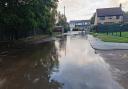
[64,6,65,17]
[64,6,66,55]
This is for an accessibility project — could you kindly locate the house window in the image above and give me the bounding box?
[116,16,120,19]
[108,16,113,19]
[98,23,102,25]
[99,16,105,20]
[104,22,114,24]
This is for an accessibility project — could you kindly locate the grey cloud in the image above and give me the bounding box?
[58,0,128,21]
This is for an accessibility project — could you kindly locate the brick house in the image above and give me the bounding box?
[94,6,124,25]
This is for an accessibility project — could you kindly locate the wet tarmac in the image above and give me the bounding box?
[0,32,125,89]
[97,50,128,89]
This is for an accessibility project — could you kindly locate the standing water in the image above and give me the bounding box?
[0,32,124,89]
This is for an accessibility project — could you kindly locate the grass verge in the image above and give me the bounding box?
[91,32,128,43]
[22,35,49,43]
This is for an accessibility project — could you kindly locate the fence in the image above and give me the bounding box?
[97,24,128,32]
[91,23,128,37]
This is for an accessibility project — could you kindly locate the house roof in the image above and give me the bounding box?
[96,7,123,17]
[70,20,90,23]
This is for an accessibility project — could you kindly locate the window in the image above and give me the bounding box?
[108,16,113,19]
[116,16,120,19]
[98,23,102,25]
[104,22,114,24]
[99,16,105,20]
[85,22,87,25]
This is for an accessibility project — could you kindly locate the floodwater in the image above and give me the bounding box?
[0,32,124,89]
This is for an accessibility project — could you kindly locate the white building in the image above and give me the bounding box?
[69,20,90,31]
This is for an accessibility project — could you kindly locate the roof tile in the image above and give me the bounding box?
[97,7,123,17]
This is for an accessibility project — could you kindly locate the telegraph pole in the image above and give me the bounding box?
[64,6,65,16]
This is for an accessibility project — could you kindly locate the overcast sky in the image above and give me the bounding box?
[57,0,128,22]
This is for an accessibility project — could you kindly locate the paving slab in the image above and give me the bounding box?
[88,35,128,50]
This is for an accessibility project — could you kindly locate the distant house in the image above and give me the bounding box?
[69,20,90,31]
[94,6,123,25]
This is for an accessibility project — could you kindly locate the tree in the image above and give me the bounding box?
[125,12,128,16]
[90,13,96,24]
[56,12,69,32]
[0,0,58,40]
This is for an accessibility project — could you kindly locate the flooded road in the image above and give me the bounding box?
[0,32,124,89]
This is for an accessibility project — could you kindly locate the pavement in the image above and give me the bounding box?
[88,35,128,50]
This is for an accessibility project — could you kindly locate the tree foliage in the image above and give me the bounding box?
[90,13,96,24]
[125,12,128,16]
[56,12,69,32]
[0,0,58,40]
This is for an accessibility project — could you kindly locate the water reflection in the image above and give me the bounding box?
[0,33,125,89]
[51,34,124,89]
[0,42,62,89]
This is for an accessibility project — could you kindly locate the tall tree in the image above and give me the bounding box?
[90,13,96,24]
[57,12,69,32]
[0,0,58,40]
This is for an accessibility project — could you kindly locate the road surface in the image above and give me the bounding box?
[0,32,126,89]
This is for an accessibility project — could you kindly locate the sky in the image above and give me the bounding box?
[57,0,128,22]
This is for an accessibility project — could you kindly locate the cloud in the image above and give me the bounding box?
[58,0,128,21]
[110,0,127,4]
[110,0,128,10]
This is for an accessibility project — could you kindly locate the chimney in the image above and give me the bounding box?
[120,3,122,8]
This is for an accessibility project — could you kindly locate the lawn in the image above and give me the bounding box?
[91,32,128,43]
[116,32,128,37]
